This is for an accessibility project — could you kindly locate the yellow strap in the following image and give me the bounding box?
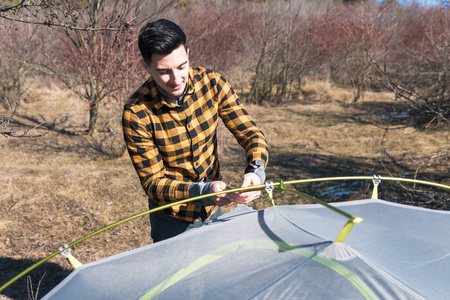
[371,176,381,199]
[335,216,364,243]
[269,190,275,206]
[66,253,83,269]
[59,245,83,269]
[278,189,364,242]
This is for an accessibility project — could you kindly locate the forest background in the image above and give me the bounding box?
[1,0,449,299]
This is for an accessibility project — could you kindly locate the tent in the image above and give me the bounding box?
[42,198,450,299]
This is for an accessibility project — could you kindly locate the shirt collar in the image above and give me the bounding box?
[156,79,188,106]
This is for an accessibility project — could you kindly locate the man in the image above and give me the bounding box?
[122,19,269,242]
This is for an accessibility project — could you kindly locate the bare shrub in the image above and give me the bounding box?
[245,0,325,104]
[368,5,450,127]
[0,21,51,137]
[0,21,38,108]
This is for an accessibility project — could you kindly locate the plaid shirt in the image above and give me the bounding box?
[123,66,269,222]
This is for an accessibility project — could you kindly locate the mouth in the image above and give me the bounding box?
[169,83,184,91]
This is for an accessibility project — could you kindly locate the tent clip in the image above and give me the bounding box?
[59,244,83,269]
[59,244,71,257]
[265,181,275,206]
[265,181,274,193]
[371,175,382,199]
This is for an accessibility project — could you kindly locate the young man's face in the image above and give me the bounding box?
[147,44,189,99]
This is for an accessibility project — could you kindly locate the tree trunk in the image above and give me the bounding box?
[88,101,99,136]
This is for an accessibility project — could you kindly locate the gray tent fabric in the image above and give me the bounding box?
[43,199,450,299]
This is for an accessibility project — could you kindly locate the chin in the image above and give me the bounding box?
[169,91,183,98]
[169,86,186,97]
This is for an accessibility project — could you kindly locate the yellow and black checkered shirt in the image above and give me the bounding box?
[122,66,269,222]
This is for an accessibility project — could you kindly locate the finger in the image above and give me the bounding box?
[213,188,234,205]
[217,193,232,201]
[230,191,261,204]
[243,191,261,202]
[230,190,253,200]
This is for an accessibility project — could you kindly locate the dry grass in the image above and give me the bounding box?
[1,82,449,299]
[299,79,354,103]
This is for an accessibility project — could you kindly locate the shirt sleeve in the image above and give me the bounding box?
[122,106,191,205]
[245,160,266,184]
[215,73,269,168]
[189,181,216,206]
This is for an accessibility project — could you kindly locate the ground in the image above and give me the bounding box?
[1,85,449,299]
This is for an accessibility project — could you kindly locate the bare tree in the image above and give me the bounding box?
[43,0,180,135]
[0,0,130,31]
[1,0,180,136]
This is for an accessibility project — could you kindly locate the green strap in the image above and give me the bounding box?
[312,254,376,300]
[139,239,375,300]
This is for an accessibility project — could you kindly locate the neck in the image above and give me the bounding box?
[156,81,188,105]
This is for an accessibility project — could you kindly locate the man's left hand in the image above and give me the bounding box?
[230,173,261,204]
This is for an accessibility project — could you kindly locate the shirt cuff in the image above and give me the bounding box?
[245,160,266,184]
[189,181,216,206]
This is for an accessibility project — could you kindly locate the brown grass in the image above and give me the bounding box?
[1,83,449,299]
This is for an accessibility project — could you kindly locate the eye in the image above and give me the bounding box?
[178,62,188,70]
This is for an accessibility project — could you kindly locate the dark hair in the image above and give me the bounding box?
[138,19,188,64]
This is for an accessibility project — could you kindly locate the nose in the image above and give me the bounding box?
[170,70,182,85]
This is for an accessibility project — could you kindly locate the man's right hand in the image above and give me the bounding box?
[210,181,232,206]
